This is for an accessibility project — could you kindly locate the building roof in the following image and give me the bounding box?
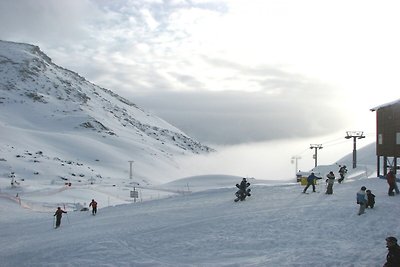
[370,98,400,112]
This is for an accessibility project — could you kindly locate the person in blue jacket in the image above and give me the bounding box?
[303,172,321,193]
[356,186,367,215]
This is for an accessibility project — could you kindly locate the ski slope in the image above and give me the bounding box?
[1,173,399,267]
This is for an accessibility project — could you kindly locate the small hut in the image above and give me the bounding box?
[370,99,400,176]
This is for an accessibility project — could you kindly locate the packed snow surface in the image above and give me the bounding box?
[1,171,399,267]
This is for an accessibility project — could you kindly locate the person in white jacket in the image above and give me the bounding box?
[356,186,368,215]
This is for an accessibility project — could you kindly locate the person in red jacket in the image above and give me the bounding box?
[386,170,396,196]
[53,207,67,228]
[89,199,97,215]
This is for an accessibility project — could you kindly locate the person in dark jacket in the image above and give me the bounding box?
[384,236,400,267]
[386,170,396,196]
[54,207,67,228]
[303,172,321,193]
[89,199,98,215]
[366,189,375,208]
[338,165,347,184]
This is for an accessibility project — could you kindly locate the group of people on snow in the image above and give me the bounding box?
[300,166,400,265]
[302,165,348,195]
[234,178,251,202]
[53,199,98,228]
[301,165,389,216]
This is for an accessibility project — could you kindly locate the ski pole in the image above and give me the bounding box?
[64,204,70,224]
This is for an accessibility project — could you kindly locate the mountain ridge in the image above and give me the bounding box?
[0,40,213,186]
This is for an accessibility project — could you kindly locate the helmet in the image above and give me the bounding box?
[361,186,366,190]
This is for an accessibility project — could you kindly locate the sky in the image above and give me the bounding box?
[0,1,399,147]
[1,160,399,266]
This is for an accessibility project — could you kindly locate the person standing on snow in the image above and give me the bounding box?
[54,207,67,228]
[384,236,400,267]
[386,170,397,196]
[325,171,335,194]
[338,165,347,184]
[89,199,97,215]
[366,189,375,209]
[356,186,367,215]
[303,172,321,193]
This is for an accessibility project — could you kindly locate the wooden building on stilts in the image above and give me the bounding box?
[370,99,400,176]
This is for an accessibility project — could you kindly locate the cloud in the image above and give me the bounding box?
[131,87,349,145]
[0,0,385,146]
[0,0,102,45]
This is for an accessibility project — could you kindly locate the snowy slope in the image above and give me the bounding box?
[0,172,399,266]
[0,40,213,187]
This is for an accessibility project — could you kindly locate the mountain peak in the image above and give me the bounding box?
[0,40,214,185]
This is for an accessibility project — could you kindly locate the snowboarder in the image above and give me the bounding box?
[325,171,335,194]
[89,199,97,215]
[384,236,400,267]
[366,189,375,208]
[234,178,251,202]
[54,207,67,228]
[386,170,396,196]
[303,172,321,193]
[338,165,347,184]
[356,186,367,215]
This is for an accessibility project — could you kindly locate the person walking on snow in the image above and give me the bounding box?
[338,165,347,184]
[356,186,367,215]
[386,170,397,196]
[366,189,375,208]
[89,199,97,215]
[303,172,321,193]
[384,236,400,267]
[54,207,67,228]
[325,171,335,194]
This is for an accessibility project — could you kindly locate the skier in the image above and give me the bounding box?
[234,178,251,202]
[366,189,375,209]
[303,172,321,193]
[325,171,335,194]
[386,170,396,196]
[89,199,97,215]
[10,172,15,187]
[338,165,347,184]
[384,236,400,267]
[54,207,67,228]
[356,186,367,215]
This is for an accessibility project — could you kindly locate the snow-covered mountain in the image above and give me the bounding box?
[0,40,213,187]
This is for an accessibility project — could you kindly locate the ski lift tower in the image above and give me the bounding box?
[310,144,323,167]
[291,156,301,178]
[345,131,365,169]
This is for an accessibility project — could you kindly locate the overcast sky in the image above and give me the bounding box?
[1,0,399,146]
